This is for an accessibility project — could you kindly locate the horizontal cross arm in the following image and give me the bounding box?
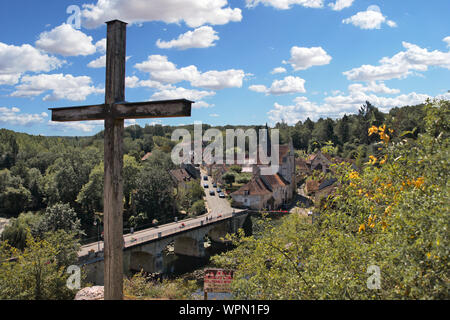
[49,104,106,122]
[49,99,193,122]
[114,99,192,119]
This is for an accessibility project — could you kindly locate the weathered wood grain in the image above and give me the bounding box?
[50,99,192,122]
[103,19,127,301]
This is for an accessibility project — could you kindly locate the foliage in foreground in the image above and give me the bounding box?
[0,230,81,300]
[212,99,449,299]
[123,271,198,300]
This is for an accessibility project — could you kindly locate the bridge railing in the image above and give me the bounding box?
[79,210,246,257]
[123,212,235,247]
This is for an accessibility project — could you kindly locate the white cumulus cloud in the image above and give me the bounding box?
[343,41,450,81]
[81,0,242,29]
[0,42,63,85]
[328,0,354,11]
[156,26,219,50]
[283,46,332,71]
[151,86,215,109]
[36,24,97,56]
[11,73,103,101]
[249,76,306,95]
[0,107,48,126]
[246,0,324,10]
[134,55,247,90]
[342,6,397,30]
[271,67,287,74]
[443,36,450,48]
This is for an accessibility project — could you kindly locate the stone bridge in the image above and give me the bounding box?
[78,210,248,285]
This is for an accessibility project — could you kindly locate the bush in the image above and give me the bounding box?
[189,200,206,216]
[124,271,197,299]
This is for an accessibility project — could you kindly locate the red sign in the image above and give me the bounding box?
[204,268,234,293]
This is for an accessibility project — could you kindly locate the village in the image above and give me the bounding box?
[141,131,357,219]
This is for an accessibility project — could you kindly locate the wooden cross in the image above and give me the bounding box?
[49,20,192,300]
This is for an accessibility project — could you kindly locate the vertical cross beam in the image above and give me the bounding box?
[103,20,127,300]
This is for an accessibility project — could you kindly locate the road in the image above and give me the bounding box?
[78,168,241,258]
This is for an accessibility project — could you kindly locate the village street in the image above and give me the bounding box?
[200,168,235,216]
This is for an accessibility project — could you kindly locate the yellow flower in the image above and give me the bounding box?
[349,171,360,180]
[379,132,390,144]
[384,206,391,216]
[414,177,425,188]
[369,155,377,165]
[368,126,379,136]
[358,224,365,233]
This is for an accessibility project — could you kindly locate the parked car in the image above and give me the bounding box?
[219,192,225,198]
[203,183,209,188]
[217,187,222,193]
[203,176,208,181]
[209,190,215,196]
[213,183,217,188]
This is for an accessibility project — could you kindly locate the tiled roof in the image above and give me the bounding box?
[170,169,193,183]
[261,174,288,188]
[231,176,272,196]
[232,173,288,196]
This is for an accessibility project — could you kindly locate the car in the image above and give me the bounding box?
[203,184,209,188]
[217,187,222,193]
[203,176,208,181]
[213,183,217,188]
[219,192,225,198]
[209,190,215,196]
[180,223,186,228]
[217,214,222,218]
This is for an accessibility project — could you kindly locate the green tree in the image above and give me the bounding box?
[0,230,81,300]
[1,212,42,250]
[0,186,31,217]
[222,172,236,187]
[134,167,177,224]
[189,200,206,216]
[34,203,83,238]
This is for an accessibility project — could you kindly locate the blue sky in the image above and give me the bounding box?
[0,0,449,136]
